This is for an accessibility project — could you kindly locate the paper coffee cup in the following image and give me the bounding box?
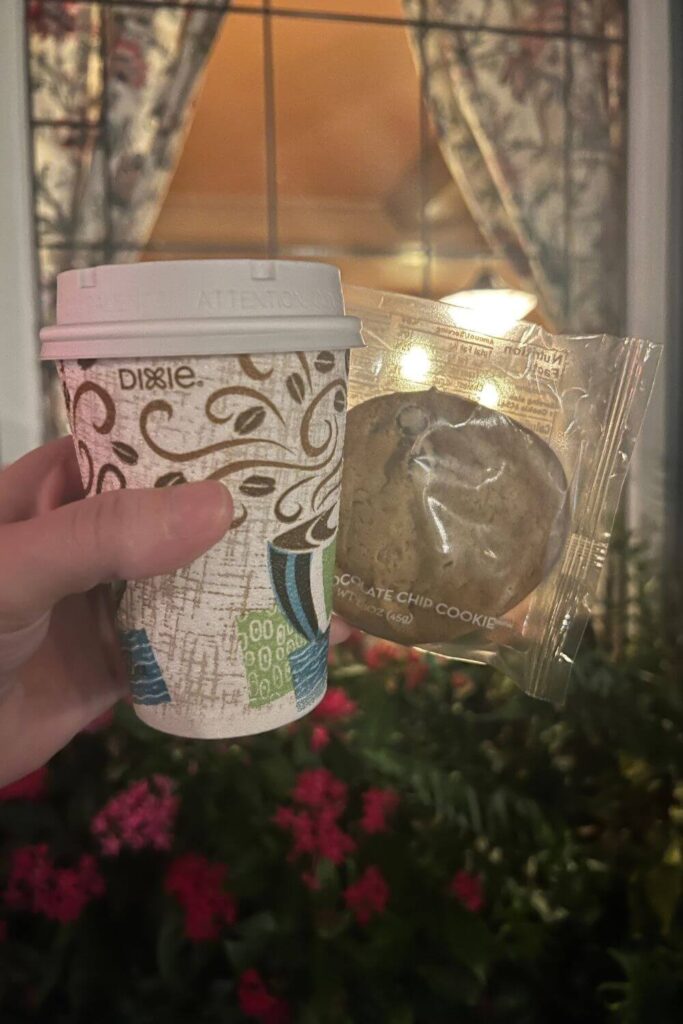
[41,260,362,738]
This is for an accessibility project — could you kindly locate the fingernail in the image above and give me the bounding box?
[167,481,233,540]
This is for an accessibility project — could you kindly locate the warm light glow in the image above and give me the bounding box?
[477,380,500,409]
[441,288,537,336]
[399,345,432,383]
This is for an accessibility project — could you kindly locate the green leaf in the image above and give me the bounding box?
[417,963,482,1005]
[239,910,278,943]
[156,910,186,989]
[443,909,494,983]
[644,866,682,935]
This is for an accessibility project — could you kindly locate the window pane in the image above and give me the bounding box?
[145,12,268,257]
[272,16,439,292]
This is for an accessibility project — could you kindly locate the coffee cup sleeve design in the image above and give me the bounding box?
[266,540,335,711]
[58,347,350,737]
[119,628,172,706]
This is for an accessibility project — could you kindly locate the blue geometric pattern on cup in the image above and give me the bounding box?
[267,543,330,710]
[287,629,329,711]
[119,628,172,706]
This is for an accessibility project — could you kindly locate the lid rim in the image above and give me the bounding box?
[40,313,358,341]
[40,316,363,361]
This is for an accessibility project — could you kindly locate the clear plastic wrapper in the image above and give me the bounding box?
[334,286,661,703]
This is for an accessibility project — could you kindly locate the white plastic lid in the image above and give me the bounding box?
[40,259,363,360]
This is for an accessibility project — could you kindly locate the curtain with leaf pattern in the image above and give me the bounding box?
[404,0,627,333]
[28,0,226,326]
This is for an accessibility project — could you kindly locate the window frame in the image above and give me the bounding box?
[0,0,42,466]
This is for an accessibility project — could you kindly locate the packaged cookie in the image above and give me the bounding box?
[335,287,660,702]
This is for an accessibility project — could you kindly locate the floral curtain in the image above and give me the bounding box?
[28,0,227,327]
[404,0,627,334]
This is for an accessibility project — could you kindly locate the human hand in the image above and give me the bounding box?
[0,437,349,786]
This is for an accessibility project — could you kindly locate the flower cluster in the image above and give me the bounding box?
[275,768,356,885]
[312,687,358,722]
[450,870,485,913]
[309,686,358,752]
[165,853,237,941]
[363,640,405,670]
[238,969,291,1024]
[360,788,399,835]
[4,845,104,924]
[91,774,178,856]
[451,671,476,698]
[344,866,390,926]
[311,725,330,752]
[405,660,430,690]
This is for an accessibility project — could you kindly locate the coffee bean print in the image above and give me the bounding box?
[155,471,187,487]
[239,475,276,497]
[333,389,346,413]
[234,406,266,435]
[77,359,97,369]
[112,440,139,466]
[314,351,335,374]
[286,373,306,404]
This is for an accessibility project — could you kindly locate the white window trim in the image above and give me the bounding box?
[627,0,672,538]
[0,0,42,466]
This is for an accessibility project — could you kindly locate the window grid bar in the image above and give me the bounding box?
[262,0,279,260]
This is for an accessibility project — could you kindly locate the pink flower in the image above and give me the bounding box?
[0,766,47,801]
[273,807,317,858]
[274,806,355,866]
[315,807,356,864]
[311,726,330,752]
[360,788,399,834]
[238,969,291,1023]
[405,661,429,690]
[91,774,178,856]
[450,870,485,913]
[165,853,237,942]
[275,768,356,873]
[364,641,402,670]
[312,687,358,722]
[292,768,347,816]
[344,866,389,925]
[4,845,104,923]
[451,671,474,695]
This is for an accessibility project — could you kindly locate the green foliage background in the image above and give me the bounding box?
[1,557,683,1022]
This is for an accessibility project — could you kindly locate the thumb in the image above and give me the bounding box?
[0,481,233,630]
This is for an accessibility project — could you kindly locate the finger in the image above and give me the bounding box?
[0,481,233,630]
[0,595,126,786]
[0,436,83,523]
[330,615,351,646]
